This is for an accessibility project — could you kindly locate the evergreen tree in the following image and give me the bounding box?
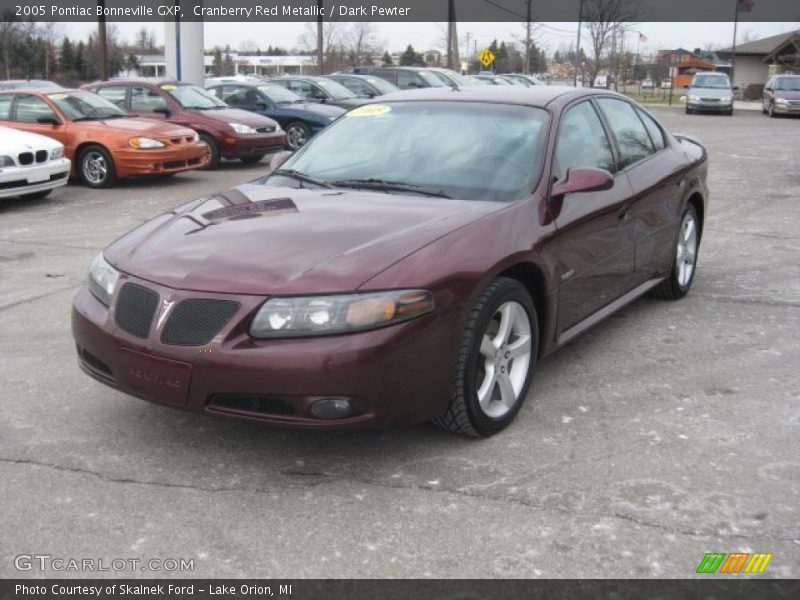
[58,37,74,77]
[399,45,422,66]
[222,45,235,76]
[382,50,393,65]
[211,47,223,76]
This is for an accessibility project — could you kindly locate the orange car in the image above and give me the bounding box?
[0,88,208,187]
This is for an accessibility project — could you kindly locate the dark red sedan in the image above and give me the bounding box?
[72,87,708,437]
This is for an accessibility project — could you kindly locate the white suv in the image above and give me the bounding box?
[0,124,71,200]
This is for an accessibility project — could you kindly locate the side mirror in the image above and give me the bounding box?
[551,167,614,198]
[764,87,772,92]
[153,107,171,116]
[36,116,61,126]
[270,150,292,171]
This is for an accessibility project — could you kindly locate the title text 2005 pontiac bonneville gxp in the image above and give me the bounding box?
[72,86,707,437]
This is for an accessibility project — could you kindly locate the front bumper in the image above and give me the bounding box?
[0,157,70,198]
[71,276,460,430]
[687,99,732,112]
[772,101,800,114]
[113,142,208,178]
[219,132,287,159]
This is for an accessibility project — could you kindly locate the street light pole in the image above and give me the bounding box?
[97,0,108,80]
[574,0,584,87]
[524,0,532,75]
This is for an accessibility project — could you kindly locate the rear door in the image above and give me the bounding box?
[128,85,170,120]
[552,99,635,335]
[94,84,129,111]
[8,94,68,146]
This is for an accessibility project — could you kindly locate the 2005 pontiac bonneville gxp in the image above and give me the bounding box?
[72,86,708,437]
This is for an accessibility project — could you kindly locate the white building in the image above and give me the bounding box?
[124,53,317,79]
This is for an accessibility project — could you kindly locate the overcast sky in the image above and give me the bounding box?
[62,21,798,56]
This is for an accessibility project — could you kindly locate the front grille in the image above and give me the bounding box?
[700,98,720,102]
[35,150,47,163]
[161,299,240,346]
[18,152,33,165]
[789,100,800,106]
[115,282,159,339]
[163,160,184,169]
[209,394,295,416]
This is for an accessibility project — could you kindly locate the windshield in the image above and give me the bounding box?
[257,84,303,104]
[164,84,227,109]
[417,70,447,87]
[430,70,470,87]
[366,77,399,95]
[47,91,127,120]
[774,77,800,91]
[315,78,357,100]
[692,74,730,89]
[267,101,549,203]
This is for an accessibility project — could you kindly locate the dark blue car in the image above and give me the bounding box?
[207,82,345,150]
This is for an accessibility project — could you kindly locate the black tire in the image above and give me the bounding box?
[726,108,733,116]
[240,154,266,164]
[768,104,777,118]
[78,145,116,188]
[685,106,692,115]
[285,121,311,151]
[652,204,700,300]
[20,189,53,200]
[433,277,538,438]
[199,133,220,170]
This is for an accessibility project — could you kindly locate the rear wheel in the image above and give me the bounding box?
[652,204,700,300]
[434,277,538,437]
[199,133,220,169]
[78,145,116,188]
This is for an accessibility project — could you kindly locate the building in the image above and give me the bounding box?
[121,53,317,79]
[718,29,800,96]
[656,49,718,89]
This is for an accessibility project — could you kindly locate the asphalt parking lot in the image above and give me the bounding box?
[1,107,798,579]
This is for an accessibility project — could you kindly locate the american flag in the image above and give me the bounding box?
[737,0,753,13]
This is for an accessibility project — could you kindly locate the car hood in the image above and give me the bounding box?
[187,107,277,127]
[0,124,63,150]
[329,97,369,108]
[775,90,800,100]
[274,102,344,121]
[688,87,732,98]
[105,184,505,295]
[74,117,194,137]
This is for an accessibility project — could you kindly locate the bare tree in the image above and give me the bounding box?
[297,21,344,71]
[239,39,258,55]
[582,0,639,85]
[134,27,157,54]
[347,22,381,66]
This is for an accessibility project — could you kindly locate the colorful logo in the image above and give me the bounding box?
[696,552,772,574]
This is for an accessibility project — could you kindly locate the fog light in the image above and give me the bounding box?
[310,397,352,420]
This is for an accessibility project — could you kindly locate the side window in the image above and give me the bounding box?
[286,81,311,98]
[554,100,616,179]
[597,98,655,168]
[636,107,666,151]
[0,94,12,120]
[96,85,127,109]
[308,84,327,100]
[396,71,418,89]
[14,95,57,124]
[130,86,167,112]
[342,79,367,95]
[221,85,246,106]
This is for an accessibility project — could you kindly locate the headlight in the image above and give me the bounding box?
[689,94,700,101]
[129,137,166,149]
[775,97,789,105]
[250,290,434,338]
[88,253,120,307]
[0,155,14,167]
[50,146,64,159]
[229,122,258,135]
[721,96,732,103]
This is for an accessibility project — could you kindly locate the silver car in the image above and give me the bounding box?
[685,72,734,116]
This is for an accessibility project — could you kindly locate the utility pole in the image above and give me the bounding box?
[447,0,459,71]
[524,0,532,75]
[574,0,584,87]
[97,0,108,80]
[464,32,472,73]
[317,0,324,75]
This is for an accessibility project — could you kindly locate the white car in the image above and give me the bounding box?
[0,125,70,200]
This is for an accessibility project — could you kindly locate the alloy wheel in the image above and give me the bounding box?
[286,124,308,150]
[475,301,532,418]
[82,151,108,185]
[676,211,698,288]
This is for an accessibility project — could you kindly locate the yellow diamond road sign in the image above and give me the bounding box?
[479,48,496,68]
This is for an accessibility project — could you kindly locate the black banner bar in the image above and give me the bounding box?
[2,579,800,600]
[0,0,798,22]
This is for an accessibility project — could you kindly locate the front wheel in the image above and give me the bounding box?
[78,145,116,188]
[652,204,700,300]
[433,277,538,437]
[199,133,220,170]
[285,121,311,151]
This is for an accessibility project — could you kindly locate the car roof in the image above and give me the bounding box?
[86,78,183,86]
[375,85,618,108]
[0,87,74,96]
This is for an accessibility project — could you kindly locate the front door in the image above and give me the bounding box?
[551,99,635,334]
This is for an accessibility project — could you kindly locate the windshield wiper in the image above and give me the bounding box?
[329,178,451,199]
[271,169,333,189]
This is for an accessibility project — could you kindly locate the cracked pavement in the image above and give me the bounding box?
[1,109,799,578]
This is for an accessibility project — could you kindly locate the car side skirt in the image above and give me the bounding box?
[557,277,664,348]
